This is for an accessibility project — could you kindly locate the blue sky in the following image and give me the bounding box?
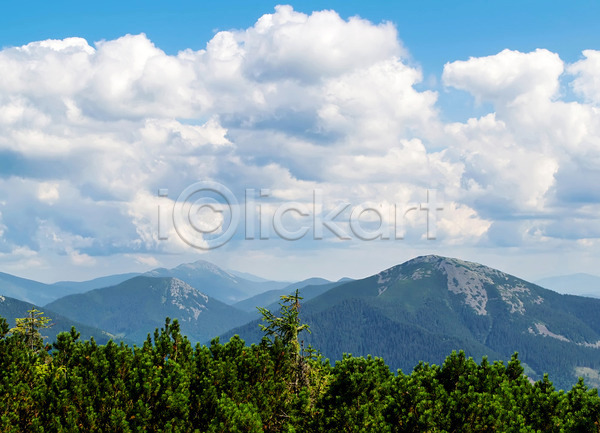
[0,1,599,284]
[3,1,598,70]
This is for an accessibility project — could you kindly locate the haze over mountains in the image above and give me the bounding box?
[1,255,600,390]
[233,277,347,313]
[0,294,118,344]
[142,260,289,304]
[0,272,79,306]
[1,259,295,342]
[0,260,291,306]
[3,256,595,307]
[535,273,600,298]
[53,273,140,294]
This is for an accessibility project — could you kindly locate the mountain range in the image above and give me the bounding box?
[223,255,600,390]
[0,260,290,306]
[45,276,254,343]
[53,272,141,294]
[1,254,599,390]
[44,274,351,344]
[142,260,289,304]
[232,277,348,312]
[0,271,78,306]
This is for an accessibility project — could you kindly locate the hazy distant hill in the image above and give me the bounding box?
[1,259,292,307]
[0,271,76,305]
[52,273,140,295]
[536,273,600,298]
[0,294,118,344]
[227,269,285,283]
[233,277,336,312]
[46,276,254,343]
[144,260,289,304]
[224,255,600,390]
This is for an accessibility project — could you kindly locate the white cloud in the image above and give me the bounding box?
[68,248,96,266]
[0,211,6,239]
[442,49,600,221]
[443,49,563,107]
[241,5,403,82]
[37,182,60,204]
[0,6,598,281]
[318,59,438,143]
[569,50,600,104]
[0,37,94,97]
[35,220,95,252]
[443,113,559,213]
[437,202,492,243]
[130,254,160,267]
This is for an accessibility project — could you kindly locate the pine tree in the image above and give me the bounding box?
[257,289,310,359]
[10,309,52,352]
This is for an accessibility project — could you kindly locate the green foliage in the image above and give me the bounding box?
[257,288,310,358]
[9,308,52,352]
[1,311,600,432]
[317,354,393,432]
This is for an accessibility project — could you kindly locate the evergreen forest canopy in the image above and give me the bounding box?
[1,294,600,433]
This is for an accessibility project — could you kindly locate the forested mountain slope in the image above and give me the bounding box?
[224,255,600,389]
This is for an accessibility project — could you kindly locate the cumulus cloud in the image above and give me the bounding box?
[442,49,600,223]
[569,50,600,104]
[442,49,564,107]
[443,114,559,215]
[437,202,492,243]
[242,5,403,82]
[0,5,598,280]
[317,59,438,144]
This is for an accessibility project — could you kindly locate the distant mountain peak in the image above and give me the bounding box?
[172,260,239,282]
[374,255,544,316]
[176,259,217,270]
[141,259,289,304]
[174,260,225,272]
[408,254,452,264]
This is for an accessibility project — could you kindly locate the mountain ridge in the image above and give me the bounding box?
[0,271,75,306]
[0,294,120,344]
[223,254,600,389]
[45,275,254,343]
[142,260,289,304]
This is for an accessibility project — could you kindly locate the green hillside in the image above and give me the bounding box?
[46,276,253,343]
[224,255,600,390]
[0,294,117,344]
[233,279,344,313]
